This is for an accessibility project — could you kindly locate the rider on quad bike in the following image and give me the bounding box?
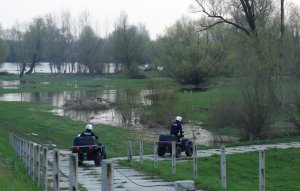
[80,124,98,139]
[170,116,184,141]
[156,116,193,158]
[72,124,106,166]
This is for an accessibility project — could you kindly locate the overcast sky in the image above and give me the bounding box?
[0,0,300,39]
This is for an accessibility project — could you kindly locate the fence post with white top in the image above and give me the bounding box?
[172,141,176,174]
[193,144,198,179]
[139,139,143,163]
[259,150,265,191]
[153,141,158,169]
[220,146,226,190]
[127,139,132,162]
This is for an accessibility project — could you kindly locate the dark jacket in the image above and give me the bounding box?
[80,129,98,139]
[170,120,183,138]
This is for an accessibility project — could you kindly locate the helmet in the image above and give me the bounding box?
[176,116,182,122]
[85,124,93,130]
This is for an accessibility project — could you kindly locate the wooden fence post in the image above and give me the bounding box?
[127,139,132,162]
[172,141,176,174]
[27,141,30,172]
[153,141,158,169]
[259,150,265,191]
[42,146,48,191]
[22,139,26,164]
[30,142,35,178]
[69,153,78,191]
[139,139,144,163]
[221,146,227,190]
[102,160,114,191]
[34,144,41,185]
[193,144,198,179]
[53,149,60,191]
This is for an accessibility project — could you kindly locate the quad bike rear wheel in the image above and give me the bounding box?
[78,154,84,166]
[157,146,166,157]
[176,146,182,157]
[94,151,101,166]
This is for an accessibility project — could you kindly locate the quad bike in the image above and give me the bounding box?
[157,134,193,157]
[71,136,106,166]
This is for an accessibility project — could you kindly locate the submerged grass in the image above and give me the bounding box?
[121,148,300,191]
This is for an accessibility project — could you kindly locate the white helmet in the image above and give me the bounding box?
[176,116,182,122]
[86,124,93,130]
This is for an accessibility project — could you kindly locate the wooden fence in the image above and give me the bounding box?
[9,132,266,191]
[9,132,195,191]
[126,139,266,191]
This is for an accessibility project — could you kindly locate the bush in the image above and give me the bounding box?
[209,81,272,141]
[139,79,179,128]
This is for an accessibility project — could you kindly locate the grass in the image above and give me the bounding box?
[0,101,153,158]
[0,127,40,191]
[0,74,300,190]
[120,148,300,191]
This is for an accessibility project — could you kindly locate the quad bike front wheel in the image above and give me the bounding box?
[185,144,193,156]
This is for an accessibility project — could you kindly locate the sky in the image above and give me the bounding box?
[0,0,300,40]
[0,0,195,39]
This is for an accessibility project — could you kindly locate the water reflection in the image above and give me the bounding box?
[0,85,217,144]
[0,62,117,74]
[0,81,20,89]
[0,89,149,125]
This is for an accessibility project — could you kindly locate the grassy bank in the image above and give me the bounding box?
[0,101,153,157]
[121,148,300,191]
[0,127,40,191]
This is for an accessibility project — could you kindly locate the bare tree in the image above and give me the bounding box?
[192,0,274,36]
[23,17,47,75]
[109,13,150,78]
[8,23,27,77]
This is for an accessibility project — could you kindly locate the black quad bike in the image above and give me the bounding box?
[71,136,106,166]
[157,134,193,157]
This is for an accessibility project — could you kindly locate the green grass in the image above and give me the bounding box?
[0,101,153,158]
[120,148,300,191]
[0,127,40,191]
[0,74,162,94]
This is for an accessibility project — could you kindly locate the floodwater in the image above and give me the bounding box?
[0,62,117,74]
[0,79,216,145]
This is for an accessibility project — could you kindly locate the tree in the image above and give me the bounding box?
[154,17,212,86]
[23,17,47,75]
[193,0,281,140]
[5,23,26,76]
[109,13,150,78]
[44,14,64,73]
[77,25,102,74]
[0,24,7,63]
[192,0,274,36]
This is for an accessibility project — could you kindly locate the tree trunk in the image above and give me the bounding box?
[19,62,27,78]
